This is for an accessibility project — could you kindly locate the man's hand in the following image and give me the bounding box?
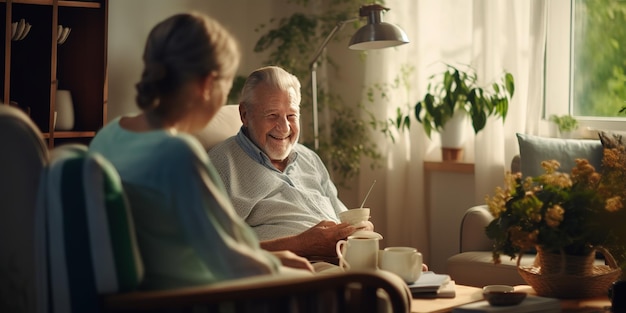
[293,220,356,256]
[352,220,374,231]
[270,250,314,272]
[260,220,356,257]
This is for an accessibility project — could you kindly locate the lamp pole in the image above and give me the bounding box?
[309,18,358,151]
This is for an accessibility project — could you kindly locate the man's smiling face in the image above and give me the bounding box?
[242,83,300,162]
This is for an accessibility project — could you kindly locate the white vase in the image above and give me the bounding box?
[439,111,469,161]
[440,110,469,148]
[55,90,74,131]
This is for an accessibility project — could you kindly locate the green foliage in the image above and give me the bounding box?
[254,13,318,79]
[227,75,247,104]
[322,106,382,181]
[413,64,515,139]
[573,0,626,117]
[363,64,415,143]
[549,114,579,133]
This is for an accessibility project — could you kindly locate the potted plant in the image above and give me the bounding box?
[485,158,626,298]
[549,114,578,138]
[414,64,515,161]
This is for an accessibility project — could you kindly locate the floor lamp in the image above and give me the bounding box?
[309,4,409,150]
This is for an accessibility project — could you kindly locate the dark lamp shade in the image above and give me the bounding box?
[348,22,409,50]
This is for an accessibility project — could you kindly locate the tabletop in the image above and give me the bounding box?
[410,284,612,313]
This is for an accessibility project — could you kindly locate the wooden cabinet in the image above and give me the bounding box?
[423,161,476,274]
[2,0,107,148]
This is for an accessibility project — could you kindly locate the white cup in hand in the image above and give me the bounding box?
[338,208,370,226]
[379,246,423,283]
[336,235,380,271]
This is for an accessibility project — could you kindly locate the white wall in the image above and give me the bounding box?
[108,0,299,118]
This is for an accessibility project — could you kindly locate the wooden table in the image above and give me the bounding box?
[410,284,613,313]
[411,284,483,313]
[515,285,612,312]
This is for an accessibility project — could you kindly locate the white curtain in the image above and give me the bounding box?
[352,0,547,263]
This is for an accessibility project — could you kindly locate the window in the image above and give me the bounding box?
[545,0,626,133]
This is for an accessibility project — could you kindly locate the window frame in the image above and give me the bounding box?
[545,0,626,137]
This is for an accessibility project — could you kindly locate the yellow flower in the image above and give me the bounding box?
[485,186,506,217]
[486,157,626,264]
[542,172,572,188]
[606,196,623,213]
[509,226,538,252]
[545,205,565,228]
[541,160,561,173]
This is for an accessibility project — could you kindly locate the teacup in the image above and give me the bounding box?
[378,247,423,283]
[336,234,380,271]
[338,208,370,226]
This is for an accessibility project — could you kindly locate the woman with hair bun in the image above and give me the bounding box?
[89,12,312,291]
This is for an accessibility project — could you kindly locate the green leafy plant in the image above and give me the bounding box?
[549,114,579,133]
[364,64,415,144]
[413,64,515,139]
[227,76,247,105]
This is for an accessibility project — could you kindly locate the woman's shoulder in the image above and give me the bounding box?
[159,133,210,164]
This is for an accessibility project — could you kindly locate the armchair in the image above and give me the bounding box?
[0,105,48,312]
[194,104,242,151]
[445,205,534,288]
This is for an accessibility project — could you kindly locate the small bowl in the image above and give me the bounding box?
[482,285,527,306]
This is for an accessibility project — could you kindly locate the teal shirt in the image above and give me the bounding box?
[89,118,280,290]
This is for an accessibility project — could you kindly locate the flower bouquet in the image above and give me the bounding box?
[485,158,626,297]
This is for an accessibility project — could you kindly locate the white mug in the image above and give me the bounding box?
[379,247,423,283]
[336,235,380,271]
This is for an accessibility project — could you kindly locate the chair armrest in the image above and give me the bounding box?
[459,205,495,252]
[101,270,411,313]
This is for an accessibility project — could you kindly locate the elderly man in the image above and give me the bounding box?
[209,66,373,260]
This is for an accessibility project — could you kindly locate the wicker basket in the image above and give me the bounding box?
[517,246,622,299]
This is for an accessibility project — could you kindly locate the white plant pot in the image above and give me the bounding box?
[440,111,468,148]
[439,111,469,161]
[55,90,74,131]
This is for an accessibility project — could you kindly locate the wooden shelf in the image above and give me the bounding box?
[2,0,52,5]
[42,131,96,139]
[2,0,107,148]
[423,161,475,174]
[2,0,100,8]
[59,1,100,8]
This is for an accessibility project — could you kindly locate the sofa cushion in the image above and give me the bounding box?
[516,133,603,177]
[460,206,494,252]
[194,104,241,151]
[598,130,626,149]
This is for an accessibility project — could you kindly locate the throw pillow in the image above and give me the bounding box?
[516,133,603,177]
[597,130,626,274]
[598,130,626,149]
[598,130,626,198]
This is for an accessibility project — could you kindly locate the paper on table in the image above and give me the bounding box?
[412,280,457,298]
[408,271,451,294]
[451,295,560,313]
